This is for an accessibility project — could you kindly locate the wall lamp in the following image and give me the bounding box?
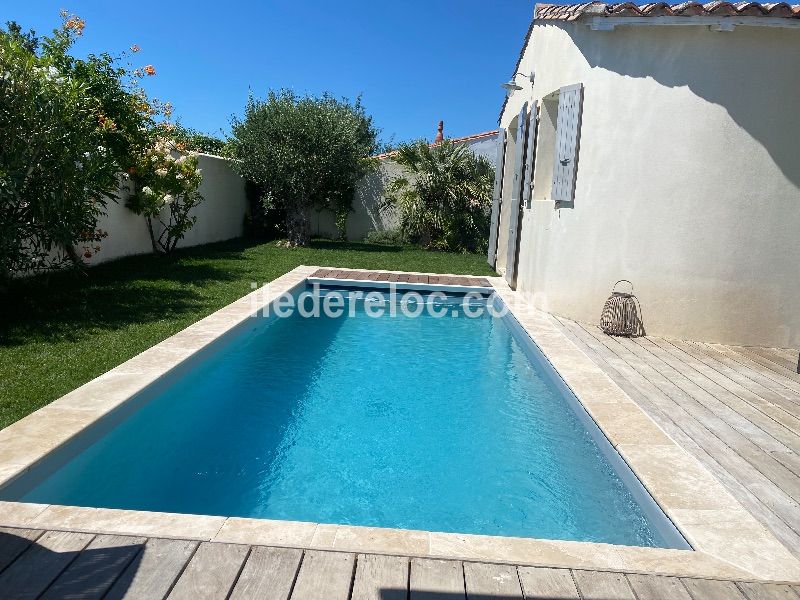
[500,71,535,94]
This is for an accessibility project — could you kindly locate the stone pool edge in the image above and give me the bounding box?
[0,265,796,582]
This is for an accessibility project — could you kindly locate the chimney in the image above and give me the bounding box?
[434,120,444,143]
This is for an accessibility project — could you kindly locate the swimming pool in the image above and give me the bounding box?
[0,283,687,548]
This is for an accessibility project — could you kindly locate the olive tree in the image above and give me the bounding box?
[228,90,379,246]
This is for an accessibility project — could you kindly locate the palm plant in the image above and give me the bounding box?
[385,140,493,253]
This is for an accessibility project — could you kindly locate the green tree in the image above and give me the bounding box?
[171,122,226,155]
[0,13,157,283]
[385,140,493,253]
[228,90,379,247]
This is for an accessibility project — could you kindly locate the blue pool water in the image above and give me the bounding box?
[3,286,685,547]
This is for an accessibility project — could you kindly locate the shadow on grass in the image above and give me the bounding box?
[309,239,404,253]
[1,246,248,347]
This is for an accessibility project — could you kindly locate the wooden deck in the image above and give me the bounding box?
[310,268,492,287]
[1,527,799,599]
[552,318,800,561]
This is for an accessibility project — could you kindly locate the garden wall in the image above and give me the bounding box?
[85,154,247,266]
[311,159,403,241]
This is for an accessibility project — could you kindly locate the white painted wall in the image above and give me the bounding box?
[312,159,405,241]
[497,21,800,347]
[85,154,247,265]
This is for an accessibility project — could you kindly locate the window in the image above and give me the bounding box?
[532,84,584,206]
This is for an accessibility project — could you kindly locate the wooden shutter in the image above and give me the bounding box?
[505,103,528,286]
[523,101,539,209]
[551,83,583,204]
[487,127,507,267]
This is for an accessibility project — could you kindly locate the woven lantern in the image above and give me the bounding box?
[600,280,645,337]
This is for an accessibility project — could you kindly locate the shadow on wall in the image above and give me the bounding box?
[565,23,800,188]
[0,530,144,597]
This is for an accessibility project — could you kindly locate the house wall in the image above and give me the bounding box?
[85,153,247,265]
[498,21,800,347]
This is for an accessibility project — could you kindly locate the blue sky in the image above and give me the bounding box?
[1,1,534,144]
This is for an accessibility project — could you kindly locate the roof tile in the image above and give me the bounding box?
[534,1,800,19]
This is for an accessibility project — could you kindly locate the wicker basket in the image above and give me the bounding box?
[600,280,645,337]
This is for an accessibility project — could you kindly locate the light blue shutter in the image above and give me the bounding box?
[487,128,507,267]
[523,101,539,209]
[505,103,528,286]
[551,84,583,204]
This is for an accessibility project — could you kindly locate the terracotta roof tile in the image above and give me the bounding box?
[372,130,499,160]
[534,1,800,20]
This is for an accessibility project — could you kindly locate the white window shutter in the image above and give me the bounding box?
[487,128,506,267]
[523,100,539,209]
[505,102,528,287]
[551,84,583,204]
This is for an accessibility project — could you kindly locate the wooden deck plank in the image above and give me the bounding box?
[105,538,198,600]
[651,337,800,448]
[167,541,248,600]
[290,550,355,600]
[517,566,579,599]
[554,320,800,555]
[732,347,800,383]
[41,534,145,600]
[746,347,800,373]
[666,339,800,436]
[625,573,692,599]
[714,345,800,396]
[583,325,800,535]
[230,546,302,600]
[681,578,748,599]
[0,530,94,600]
[613,335,800,501]
[351,553,408,600]
[635,337,796,454]
[571,570,636,599]
[692,342,800,407]
[410,558,465,599]
[463,562,522,598]
[736,581,800,599]
[0,528,43,573]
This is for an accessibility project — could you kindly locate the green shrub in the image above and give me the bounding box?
[364,228,406,246]
[228,89,379,247]
[0,13,168,281]
[385,140,493,253]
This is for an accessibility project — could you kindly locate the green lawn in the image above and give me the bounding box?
[0,238,495,429]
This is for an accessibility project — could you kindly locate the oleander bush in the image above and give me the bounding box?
[0,13,206,283]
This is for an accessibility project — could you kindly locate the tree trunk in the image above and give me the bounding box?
[145,216,161,254]
[285,205,311,247]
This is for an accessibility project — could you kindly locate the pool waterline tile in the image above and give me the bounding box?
[0,266,798,582]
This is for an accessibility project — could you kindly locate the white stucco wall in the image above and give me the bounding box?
[497,21,800,347]
[312,159,404,241]
[85,154,247,265]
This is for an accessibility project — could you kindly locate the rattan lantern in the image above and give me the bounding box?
[600,280,645,337]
